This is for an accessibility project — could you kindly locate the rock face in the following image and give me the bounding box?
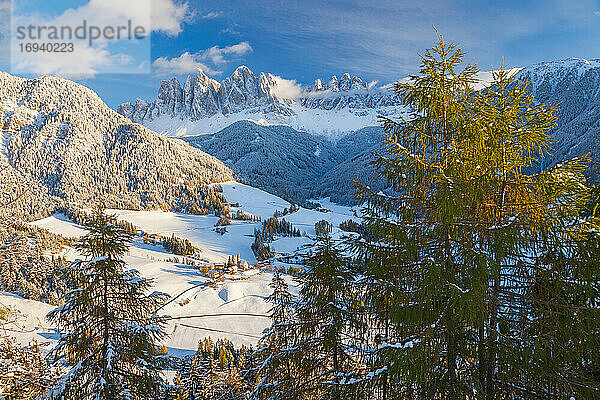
[300,73,399,111]
[119,67,294,122]
[117,66,402,135]
[0,71,233,218]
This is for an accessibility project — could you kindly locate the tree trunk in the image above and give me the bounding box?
[486,268,499,400]
[487,181,507,400]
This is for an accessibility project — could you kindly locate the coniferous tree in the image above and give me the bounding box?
[48,210,169,400]
[314,220,333,237]
[175,337,252,400]
[355,32,480,399]
[254,272,306,400]
[252,228,274,261]
[296,234,361,399]
[355,32,596,399]
[465,67,594,399]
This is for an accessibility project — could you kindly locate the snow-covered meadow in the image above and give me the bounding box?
[2,182,359,356]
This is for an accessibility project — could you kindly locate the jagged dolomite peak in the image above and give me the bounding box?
[117,65,403,136]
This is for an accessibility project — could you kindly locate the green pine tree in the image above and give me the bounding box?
[48,210,169,400]
[355,31,480,399]
[255,271,306,400]
[296,234,361,399]
[466,66,593,399]
[355,31,596,399]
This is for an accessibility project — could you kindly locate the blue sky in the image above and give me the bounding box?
[3,0,600,107]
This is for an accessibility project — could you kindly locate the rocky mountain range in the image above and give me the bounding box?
[118,66,292,122]
[181,58,600,204]
[117,66,404,136]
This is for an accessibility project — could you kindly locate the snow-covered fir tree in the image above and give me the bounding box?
[48,210,169,400]
[0,220,71,304]
[294,234,363,399]
[254,272,306,400]
[173,337,254,400]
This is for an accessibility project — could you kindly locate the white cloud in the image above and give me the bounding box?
[151,0,190,35]
[7,0,190,76]
[269,76,303,99]
[153,52,219,76]
[13,0,190,36]
[201,11,222,19]
[202,41,252,64]
[220,27,240,35]
[594,10,600,16]
[152,42,253,76]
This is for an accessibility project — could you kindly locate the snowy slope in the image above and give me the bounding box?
[0,292,57,347]
[139,103,403,139]
[0,270,284,352]
[31,213,87,238]
[12,182,358,353]
[108,182,359,263]
[108,209,257,264]
[219,181,290,219]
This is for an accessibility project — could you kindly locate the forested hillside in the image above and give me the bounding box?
[0,72,234,219]
[184,122,385,204]
[511,58,600,176]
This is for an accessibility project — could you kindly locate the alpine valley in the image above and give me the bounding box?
[2,53,600,399]
[117,59,600,204]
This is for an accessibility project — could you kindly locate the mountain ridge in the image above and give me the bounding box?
[117,65,404,136]
[182,120,385,205]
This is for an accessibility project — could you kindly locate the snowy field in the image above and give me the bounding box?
[7,182,359,356]
[0,269,284,356]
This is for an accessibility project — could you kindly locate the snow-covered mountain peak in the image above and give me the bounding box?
[117,66,404,136]
[518,58,600,82]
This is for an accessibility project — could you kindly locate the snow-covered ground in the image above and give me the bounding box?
[0,269,284,354]
[0,292,57,348]
[143,105,405,139]
[109,182,359,264]
[220,181,290,220]
[8,182,359,355]
[31,213,87,238]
